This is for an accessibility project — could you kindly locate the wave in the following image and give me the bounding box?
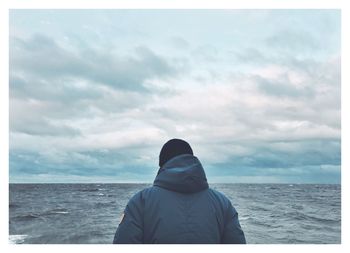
[13,208,70,221]
[94,201,115,208]
[9,234,28,244]
[251,205,270,212]
[265,186,279,190]
[239,216,252,221]
[44,208,70,215]
[13,213,41,221]
[80,188,101,192]
[9,203,20,208]
[51,211,69,214]
[288,211,340,224]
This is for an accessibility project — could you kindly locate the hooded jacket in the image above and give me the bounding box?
[113,154,246,244]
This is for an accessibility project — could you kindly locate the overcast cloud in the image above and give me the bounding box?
[9,10,341,183]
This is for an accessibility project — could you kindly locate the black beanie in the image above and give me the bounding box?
[159,139,193,167]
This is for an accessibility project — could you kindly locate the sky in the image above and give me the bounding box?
[9,9,341,183]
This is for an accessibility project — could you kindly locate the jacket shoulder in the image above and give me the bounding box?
[207,188,237,212]
[128,186,158,203]
[208,188,231,203]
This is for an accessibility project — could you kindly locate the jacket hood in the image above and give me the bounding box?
[153,154,209,193]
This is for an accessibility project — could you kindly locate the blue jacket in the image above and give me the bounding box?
[113,154,246,244]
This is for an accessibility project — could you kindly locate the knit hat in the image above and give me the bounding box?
[159,139,193,167]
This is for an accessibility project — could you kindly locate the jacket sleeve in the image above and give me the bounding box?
[221,201,246,244]
[113,192,144,244]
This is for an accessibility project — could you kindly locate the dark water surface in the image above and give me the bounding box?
[9,183,341,244]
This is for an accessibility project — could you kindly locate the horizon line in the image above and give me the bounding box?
[8,182,341,185]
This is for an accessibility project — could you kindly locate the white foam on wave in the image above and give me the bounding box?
[239,216,251,221]
[9,234,28,244]
[52,211,69,214]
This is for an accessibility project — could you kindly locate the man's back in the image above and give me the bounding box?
[113,154,246,244]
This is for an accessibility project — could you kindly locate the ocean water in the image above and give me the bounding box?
[9,183,341,244]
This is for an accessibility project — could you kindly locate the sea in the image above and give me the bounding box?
[9,183,341,244]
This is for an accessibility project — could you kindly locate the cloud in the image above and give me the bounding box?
[10,98,81,136]
[265,29,320,53]
[9,10,341,183]
[254,75,315,98]
[9,34,184,137]
[10,147,159,184]
[10,34,180,93]
[168,36,190,50]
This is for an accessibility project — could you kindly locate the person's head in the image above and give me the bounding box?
[159,139,193,167]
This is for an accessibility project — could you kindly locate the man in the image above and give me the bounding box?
[113,138,246,244]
